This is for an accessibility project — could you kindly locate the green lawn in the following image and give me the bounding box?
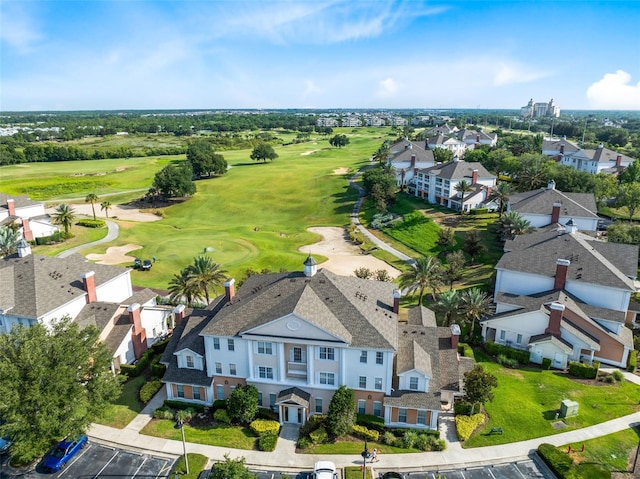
[563,427,640,474]
[304,438,420,454]
[171,453,209,479]
[140,418,258,450]
[95,375,146,428]
[463,352,640,448]
[31,223,108,257]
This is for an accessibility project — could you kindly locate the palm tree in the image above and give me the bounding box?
[454,180,474,214]
[186,256,228,305]
[493,182,511,215]
[100,201,112,218]
[435,290,460,326]
[0,226,21,257]
[499,211,533,240]
[373,141,390,164]
[85,193,99,220]
[399,256,442,305]
[168,269,200,307]
[52,203,76,236]
[460,288,495,338]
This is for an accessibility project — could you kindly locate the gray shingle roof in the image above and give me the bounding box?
[0,193,39,211]
[75,302,120,332]
[585,146,634,164]
[529,334,573,352]
[383,390,442,410]
[277,387,310,406]
[509,188,598,219]
[498,227,637,291]
[200,270,398,350]
[542,139,581,154]
[103,313,133,354]
[419,160,496,181]
[0,253,129,319]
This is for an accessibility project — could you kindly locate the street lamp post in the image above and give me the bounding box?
[361,440,371,479]
[174,419,189,475]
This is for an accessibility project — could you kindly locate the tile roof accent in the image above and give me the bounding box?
[419,160,496,181]
[498,227,637,291]
[509,188,598,219]
[200,270,398,350]
[397,340,432,376]
[0,253,129,319]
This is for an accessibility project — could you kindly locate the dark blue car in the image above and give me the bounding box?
[42,435,88,472]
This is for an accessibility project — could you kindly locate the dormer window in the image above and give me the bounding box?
[186,355,194,368]
[409,377,419,390]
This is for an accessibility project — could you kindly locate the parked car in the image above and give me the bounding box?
[142,259,152,270]
[0,436,11,455]
[313,461,337,479]
[134,258,142,269]
[42,435,88,472]
[382,473,405,479]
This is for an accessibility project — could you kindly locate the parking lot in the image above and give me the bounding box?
[1,442,175,478]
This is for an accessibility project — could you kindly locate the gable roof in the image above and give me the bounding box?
[509,188,598,219]
[419,160,496,181]
[498,227,637,291]
[528,334,573,352]
[0,253,129,319]
[200,269,398,350]
[585,146,634,164]
[388,140,435,164]
[542,138,581,154]
[0,193,40,211]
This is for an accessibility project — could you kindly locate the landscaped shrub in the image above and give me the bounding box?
[568,361,600,379]
[381,431,396,445]
[77,219,105,228]
[149,337,171,354]
[119,364,137,377]
[164,399,206,413]
[484,341,530,364]
[454,401,473,416]
[415,434,446,451]
[151,363,166,378]
[538,443,574,478]
[401,430,419,449]
[256,408,279,421]
[628,351,637,373]
[212,399,227,411]
[258,431,278,452]
[250,419,280,436]
[470,208,489,215]
[454,413,484,441]
[497,354,519,368]
[309,426,329,444]
[35,231,64,245]
[356,413,385,432]
[297,436,312,450]
[351,424,379,442]
[612,370,624,382]
[601,374,616,384]
[213,409,231,425]
[153,406,175,420]
[139,379,163,403]
[542,358,552,370]
[458,343,474,358]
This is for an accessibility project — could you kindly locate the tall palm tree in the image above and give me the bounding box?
[85,193,99,220]
[499,211,533,240]
[493,182,511,215]
[399,256,442,305]
[100,201,112,218]
[373,141,390,164]
[186,256,228,305]
[460,288,495,338]
[435,289,460,326]
[52,203,76,236]
[0,226,22,257]
[454,180,474,215]
[168,269,199,307]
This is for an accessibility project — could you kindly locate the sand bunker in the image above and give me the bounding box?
[87,244,142,265]
[333,167,349,175]
[301,149,320,156]
[300,227,400,278]
[47,203,161,222]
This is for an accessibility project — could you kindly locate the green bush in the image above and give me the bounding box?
[212,399,227,411]
[297,436,313,450]
[351,424,379,442]
[77,219,106,228]
[250,419,280,436]
[150,337,171,354]
[453,401,473,416]
[153,406,175,420]
[542,358,552,370]
[164,399,205,413]
[415,434,446,451]
[119,364,137,377]
[401,430,418,449]
[458,343,474,358]
[470,208,489,215]
[381,431,396,445]
[628,351,637,373]
[484,341,530,364]
[214,409,231,425]
[356,413,385,432]
[568,361,600,379]
[258,431,278,452]
[151,363,166,378]
[538,443,574,478]
[35,231,64,245]
[309,427,329,444]
[139,379,163,403]
[256,408,278,421]
[455,413,484,441]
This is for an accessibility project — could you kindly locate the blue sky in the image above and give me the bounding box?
[1,0,639,111]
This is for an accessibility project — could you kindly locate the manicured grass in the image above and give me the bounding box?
[31,222,108,257]
[140,418,258,450]
[171,453,209,479]
[304,439,420,454]
[462,351,640,448]
[95,375,146,428]
[563,426,640,473]
[345,466,373,479]
[599,205,640,222]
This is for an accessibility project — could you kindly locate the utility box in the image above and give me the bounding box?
[560,399,579,418]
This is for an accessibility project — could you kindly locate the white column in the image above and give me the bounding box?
[384,406,390,425]
[340,348,346,384]
[385,351,393,394]
[247,340,254,380]
[430,410,438,430]
[278,343,285,382]
[307,346,315,386]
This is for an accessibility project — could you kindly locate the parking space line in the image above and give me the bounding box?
[58,444,91,478]
[487,467,497,479]
[92,450,118,478]
[513,463,527,479]
[156,459,173,478]
[130,456,147,478]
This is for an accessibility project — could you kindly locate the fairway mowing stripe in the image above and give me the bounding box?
[93,450,118,478]
[513,463,527,479]
[130,456,147,478]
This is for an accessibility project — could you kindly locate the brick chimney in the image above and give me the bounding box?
[393,289,401,314]
[6,199,16,216]
[410,154,416,169]
[129,303,148,360]
[559,143,565,155]
[553,259,571,290]
[476,135,481,144]
[471,169,478,185]
[82,271,97,303]
[551,202,562,224]
[616,154,622,167]
[224,278,235,302]
[21,218,34,241]
[545,302,565,337]
[173,304,186,327]
[451,324,461,351]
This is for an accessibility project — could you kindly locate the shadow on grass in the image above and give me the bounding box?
[543,409,560,420]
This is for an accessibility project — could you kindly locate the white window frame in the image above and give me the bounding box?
[417,410,426,425]
[500,330,505,341]
[319,347,335,360]
[176,384,184,398]
[359,376,367,389]
[229,363,237,376]
[215,362,222,374]
[213,337,220,350]
[409,376,419,390]
[258,366,274,379]
[257,341,273,355]
[373,401,382,417]
[376,352,384,365]
[358,399,366,414]
[227,339,235,351]
[193,387,201,401]
[374,377,382,390]
[398,408,407,423]
[186,355,194,369]
[516,334,522,345]
[360,351,367,363]
[315,398,323,413]
[216,384,224,400]
[319,372,335,385]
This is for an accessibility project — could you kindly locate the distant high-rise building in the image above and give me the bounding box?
[520,98,560,118]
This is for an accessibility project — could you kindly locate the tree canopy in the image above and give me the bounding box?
[0,317,121,464]
[463,365,498,405]
[52,203,76,235]
[362,164,396,213]
[85,193,99,220]
[210,454,255,479]
[326,385,355,437]
[152,163,196,198]
[227,385,259,424]
[432,148,454,163]
[329,134,350,148]
[250,143,278,163]
[399,256,442,304]
[0,226,21,257]
[187,140,228,177]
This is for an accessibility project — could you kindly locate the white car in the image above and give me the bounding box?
[313,461,337,479]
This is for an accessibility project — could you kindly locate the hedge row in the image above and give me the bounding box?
[542,358,552,370]
[380,430,445,451]
[469,208,489,215]
[35,231,67,245]
[628,351,637,373]
[454,413,484,441]
[356,413,385,433]
[258,432,278,452]
[352,424,379,442]
[568,361,600,379]
[457,343,474,359]
[120,338,171,377]
[484,341,530,364]
[250,419,280,436]
[537,443,611,479]
[139,379,163,403]
[164,399,206,413]
[77,219,105,228]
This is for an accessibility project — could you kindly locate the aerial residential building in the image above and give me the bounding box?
[0,193,59,241]
[425,134,467,157]
[542,139,635,175]
[456,129,498,148]
[386,140,436,190]
[160,258,472,429]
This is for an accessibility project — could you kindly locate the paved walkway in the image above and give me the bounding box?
[57,219,119,258]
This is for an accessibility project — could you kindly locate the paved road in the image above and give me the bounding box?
[56,219,119,258]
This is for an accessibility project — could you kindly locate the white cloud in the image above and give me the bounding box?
[493,62,550,86]
[586,70,640,110]
[377,78,398,97]
[0,3,43,53]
